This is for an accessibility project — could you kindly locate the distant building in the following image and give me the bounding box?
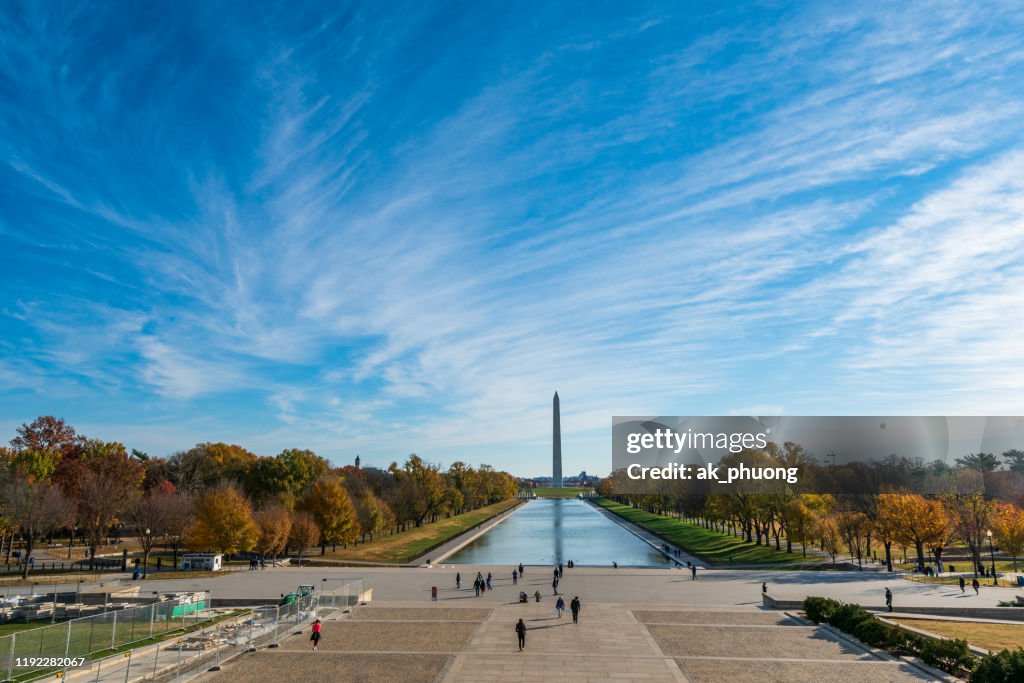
[355,455,361,468]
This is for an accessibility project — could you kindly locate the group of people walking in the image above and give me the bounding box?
[516,596,581,651]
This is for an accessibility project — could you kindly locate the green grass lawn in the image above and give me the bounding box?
[313,498,523,564]
[526,487,592,498]
[594,498,812,567]
[891,618,1024,653]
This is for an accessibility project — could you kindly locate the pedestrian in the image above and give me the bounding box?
[474,578,480,597]
[570,596,580,623]
[691,565,697,580]
[487,572,493,590]
[456,572,461,589]
[959,576,965,593]
[310,618,322,651]
[554,567,559,581]
[513,569,518,584]
[762,582,767,594]
[515,618,527,651]
[558,562,564,578]
[885,587,893,612]
[534,590,541,602]
[972,578,980,595]
[612,561,617,568]
[553,576,559,595]
[556,596,565,617]
[519,563,524,576]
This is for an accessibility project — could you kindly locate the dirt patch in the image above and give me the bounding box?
[350,607,491,621]
[679,659,932,682]
[634,610,801,626]
[648,624,875,660]
[209,651,451,683]
[281,620,478,652]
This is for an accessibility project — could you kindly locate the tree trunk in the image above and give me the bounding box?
[884,541,893,571]
[914,541,925,569]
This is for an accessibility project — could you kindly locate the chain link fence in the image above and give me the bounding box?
[1,592,212,682]
[1,579,365,683]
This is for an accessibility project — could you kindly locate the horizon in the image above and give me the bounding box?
[3,2,1024,477]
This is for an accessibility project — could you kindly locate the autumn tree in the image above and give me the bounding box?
[991,503,1024,571]
[289,512,320,566]
[254,504,292,562]
[188,485,257,556]
[301,476,360,553]
[11,416,84,457]
[884,493,949,569]
[74,440,145,569]
[355,489,394,542]
[943,478,995,579]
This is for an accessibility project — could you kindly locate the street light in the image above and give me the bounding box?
[987,529,998,586]
[144,529,151,578]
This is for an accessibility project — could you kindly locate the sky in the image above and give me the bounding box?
[2,1,1024,478]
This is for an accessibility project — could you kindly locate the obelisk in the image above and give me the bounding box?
[553,391,563,488]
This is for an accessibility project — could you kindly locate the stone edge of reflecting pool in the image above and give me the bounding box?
[446,498,672,567]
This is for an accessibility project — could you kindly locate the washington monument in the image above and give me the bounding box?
[552,391,563,487]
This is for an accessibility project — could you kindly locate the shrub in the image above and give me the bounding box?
[972,648,1024,682]
[919,637,973,674]
[829,602,874,633]
[803,596,841,624]
[884,625,924,654]
[851,617,892,648]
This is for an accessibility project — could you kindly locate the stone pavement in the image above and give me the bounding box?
[201,601,940,683]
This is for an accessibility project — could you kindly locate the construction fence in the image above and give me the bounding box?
[1,580,365,683]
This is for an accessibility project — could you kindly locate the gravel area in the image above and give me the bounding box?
[679,659,933,682]
[634,610,801,626]
[208,652,451,683]
[281,620,479,652]
[350,607,492,621]
[648,624,876,660]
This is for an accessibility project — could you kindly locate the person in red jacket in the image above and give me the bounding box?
[310,618,322,651]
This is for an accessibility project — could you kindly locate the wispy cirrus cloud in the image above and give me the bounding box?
[1,1,1023,473]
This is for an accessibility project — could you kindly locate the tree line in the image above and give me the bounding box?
[599,442,1024,577]
[0,416,518,577]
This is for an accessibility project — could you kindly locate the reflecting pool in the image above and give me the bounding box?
[447,498,670,567]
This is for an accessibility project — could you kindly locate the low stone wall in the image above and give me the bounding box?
[763,593,1024,621]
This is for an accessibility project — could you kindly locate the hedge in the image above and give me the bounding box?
[972,647,1024,682]
[801,596,970,675]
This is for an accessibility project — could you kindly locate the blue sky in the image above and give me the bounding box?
[2,1,1023,477]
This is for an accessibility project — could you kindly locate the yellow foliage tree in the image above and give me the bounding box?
[991,503,1024,571]
[301,475,360,554]
[882,493,949,569]
[188,485,257,556]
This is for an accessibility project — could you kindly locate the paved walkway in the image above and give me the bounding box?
[201,601,942,683]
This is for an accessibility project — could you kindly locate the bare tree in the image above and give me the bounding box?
[163,494,194,568]
[128,487,176,577]
[3,475,74,578]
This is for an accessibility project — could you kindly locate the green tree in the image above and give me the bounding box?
[955,452,1001,471]
[1002,449,1024,474]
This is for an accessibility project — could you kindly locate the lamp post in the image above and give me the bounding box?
[143,529,151,578]
[987,529,997,586]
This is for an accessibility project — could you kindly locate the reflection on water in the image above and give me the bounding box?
[448,498,670,567]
